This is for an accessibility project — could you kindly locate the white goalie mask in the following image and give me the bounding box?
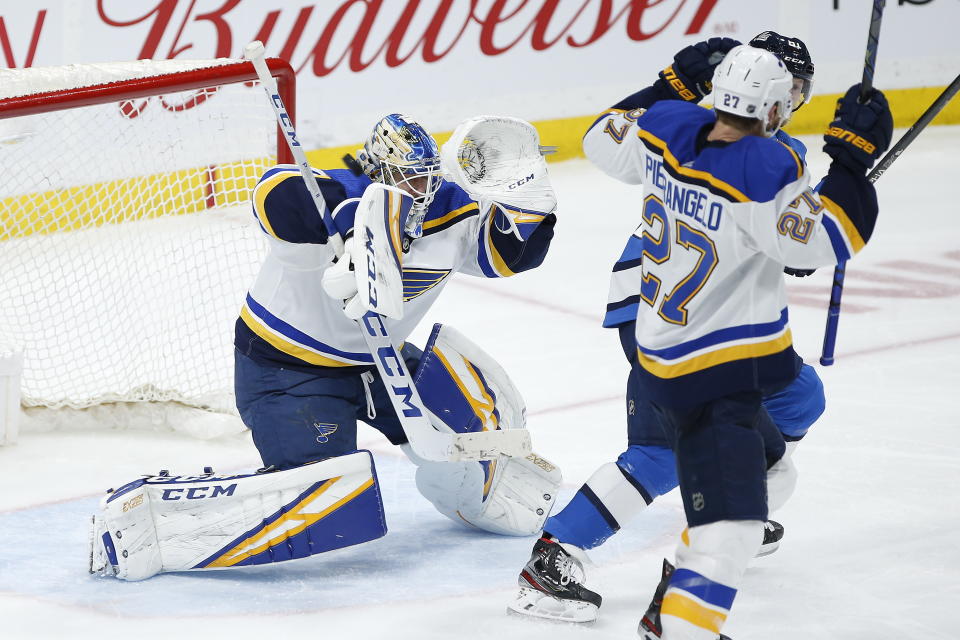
[357,114,442,239]
[711,45,794,137]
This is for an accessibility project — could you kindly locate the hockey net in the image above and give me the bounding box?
[0,58,295,424]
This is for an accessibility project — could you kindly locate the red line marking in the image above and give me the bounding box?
[786,292,877,313]
[880,259,960,279]
[452,279,599,323]
[529,394,621,417]
[832,331,960,361]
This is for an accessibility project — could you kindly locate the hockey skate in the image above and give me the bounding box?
[756,520,784,557]
[638,558,731,639]
[507,536,602,623]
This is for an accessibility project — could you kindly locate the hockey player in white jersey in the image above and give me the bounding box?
[507,33,832,628]
[88,114,563,580]
[512,44,892,638]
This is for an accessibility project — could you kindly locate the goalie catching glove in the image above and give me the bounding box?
[441,115,557,242]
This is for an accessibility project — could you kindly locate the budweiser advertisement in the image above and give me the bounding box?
[1,0,958,144]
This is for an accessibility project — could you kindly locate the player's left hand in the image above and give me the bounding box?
[784,266,816,277]
[823,85,893,172]
[662,37,740,101]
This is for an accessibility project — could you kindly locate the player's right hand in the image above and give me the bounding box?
[321,237,359,301]
[823,85,893,172]
[661,37,740,102]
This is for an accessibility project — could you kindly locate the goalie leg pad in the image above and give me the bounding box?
[89,451,386,581]
[414,451,561,536]
[413,323,526,433]
[407,323,560,534]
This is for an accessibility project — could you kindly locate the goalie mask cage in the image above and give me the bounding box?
[0,57,295,413]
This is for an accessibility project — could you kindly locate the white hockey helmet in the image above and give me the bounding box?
[711,45,794,137]
[356,113,442,238]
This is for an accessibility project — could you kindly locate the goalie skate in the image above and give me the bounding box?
[507,537,601,623]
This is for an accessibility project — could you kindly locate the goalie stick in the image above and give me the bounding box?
[243,41,530,462]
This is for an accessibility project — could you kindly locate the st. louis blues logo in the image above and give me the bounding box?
[313,422,339,444]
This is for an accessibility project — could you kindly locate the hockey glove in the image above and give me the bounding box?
[823,85,893,173]
[660,37,740,102]
[321,237,368,319]
[783,267,816,277]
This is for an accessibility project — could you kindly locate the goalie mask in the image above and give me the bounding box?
[357,114,442,239]
[712,45,793,137]
[749,31,814,112]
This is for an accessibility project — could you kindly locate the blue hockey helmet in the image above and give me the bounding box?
[357,114,442,238]
[749,31,814,111]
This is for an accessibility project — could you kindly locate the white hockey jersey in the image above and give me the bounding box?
[584,101,877,407]
[235,167,555,371]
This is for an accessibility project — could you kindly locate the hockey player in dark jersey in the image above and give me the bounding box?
[508,38,891,639]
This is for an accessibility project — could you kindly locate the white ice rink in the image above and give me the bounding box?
[1,127,958,640]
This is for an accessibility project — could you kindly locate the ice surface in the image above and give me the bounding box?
[1,127,958,640]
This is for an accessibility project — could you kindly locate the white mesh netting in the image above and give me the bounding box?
[0,61,278,414]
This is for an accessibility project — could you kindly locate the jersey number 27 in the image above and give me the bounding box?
[639,195,718,326]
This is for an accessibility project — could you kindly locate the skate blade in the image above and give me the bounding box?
[506,586,598,624]
[755,540,780,557]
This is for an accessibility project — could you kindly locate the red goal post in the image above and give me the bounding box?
[0,57,295,159]
[0,57,297,415]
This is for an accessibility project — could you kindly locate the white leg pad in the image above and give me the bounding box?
[414,451,562,536]
[90,451,386,580]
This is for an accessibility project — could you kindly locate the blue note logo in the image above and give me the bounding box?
[314,422,339,444]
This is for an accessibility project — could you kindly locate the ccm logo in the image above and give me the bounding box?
[508,173,535,190]
[826,126,876,153]
[364,227,378,307]
[161,484,238,501]
[272,94,300,147]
